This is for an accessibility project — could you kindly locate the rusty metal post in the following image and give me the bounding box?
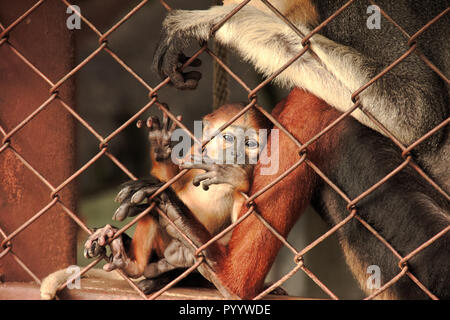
[0,0,76,282]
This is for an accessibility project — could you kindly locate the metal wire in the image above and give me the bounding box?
[0,0,448,300]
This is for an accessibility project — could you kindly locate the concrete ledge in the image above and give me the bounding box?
[0,279,310,300]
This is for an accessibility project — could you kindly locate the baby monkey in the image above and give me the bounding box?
[83,103,272,294]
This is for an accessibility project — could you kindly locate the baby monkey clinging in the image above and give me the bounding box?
[83,103,272,294]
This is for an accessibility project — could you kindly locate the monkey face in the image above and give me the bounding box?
[202,123,262,165]
[199,103,271,165]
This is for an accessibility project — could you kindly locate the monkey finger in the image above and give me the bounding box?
[183,71,202,83]
[178,53,202,68]
[83,242,105,259]
[103,238,127,271]
[170,69,202,90]
[201,177,220,191]
[126,204,150,218]
[167,69,198,90]
[115,186,133,203]
[113,203,133,221]
[161,110,170,132]
[179,161,212,171]
[116,179,164,205]
[148,116,161,131]
[130,185,163,204]
[192,172,216,187]
[85,225,113,248]
[103,262,118,272]
[169,115,182,132]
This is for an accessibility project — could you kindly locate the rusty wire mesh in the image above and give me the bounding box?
[0,0,449,300]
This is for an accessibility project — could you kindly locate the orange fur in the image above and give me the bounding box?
[127,215,169,277]
[285,0,319,26]
[223,0,319,26]
[125,89,345,295]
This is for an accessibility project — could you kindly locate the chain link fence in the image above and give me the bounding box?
[0,0,448,300]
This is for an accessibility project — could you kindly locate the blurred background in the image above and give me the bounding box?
[72,0,364,299]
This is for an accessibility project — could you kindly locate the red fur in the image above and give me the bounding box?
[216,88,345,298]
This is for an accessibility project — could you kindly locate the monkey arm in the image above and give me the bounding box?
[154,4,447,146]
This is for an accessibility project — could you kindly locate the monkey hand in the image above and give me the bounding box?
[152,23,203,90]
[180,156,250,192]
[83,224,132,272]
[141,112,182,162]
[152,10,215,90]
[113,178,164,221]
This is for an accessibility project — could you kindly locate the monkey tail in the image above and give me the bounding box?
[40,267,125,300]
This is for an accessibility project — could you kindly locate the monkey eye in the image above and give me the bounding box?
[245,139,259,149]
[222,134,234,143]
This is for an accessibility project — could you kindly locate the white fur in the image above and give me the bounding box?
[164,5,416,143]
[40,268,128,300]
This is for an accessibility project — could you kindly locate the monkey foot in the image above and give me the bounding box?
[83,224,116,259]
[84,224,131,272]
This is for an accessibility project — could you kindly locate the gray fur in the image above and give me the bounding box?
[153,2,449,190]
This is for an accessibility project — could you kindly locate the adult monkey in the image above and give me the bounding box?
[153,0,449,190]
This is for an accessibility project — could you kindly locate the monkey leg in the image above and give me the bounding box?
[136,240,195,294]
[84,224,118,259]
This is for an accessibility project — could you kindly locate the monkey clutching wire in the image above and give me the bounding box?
[79,88,449,300]
[41,0,449,300]
[82,104,272,293]
[40,104,274,298]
